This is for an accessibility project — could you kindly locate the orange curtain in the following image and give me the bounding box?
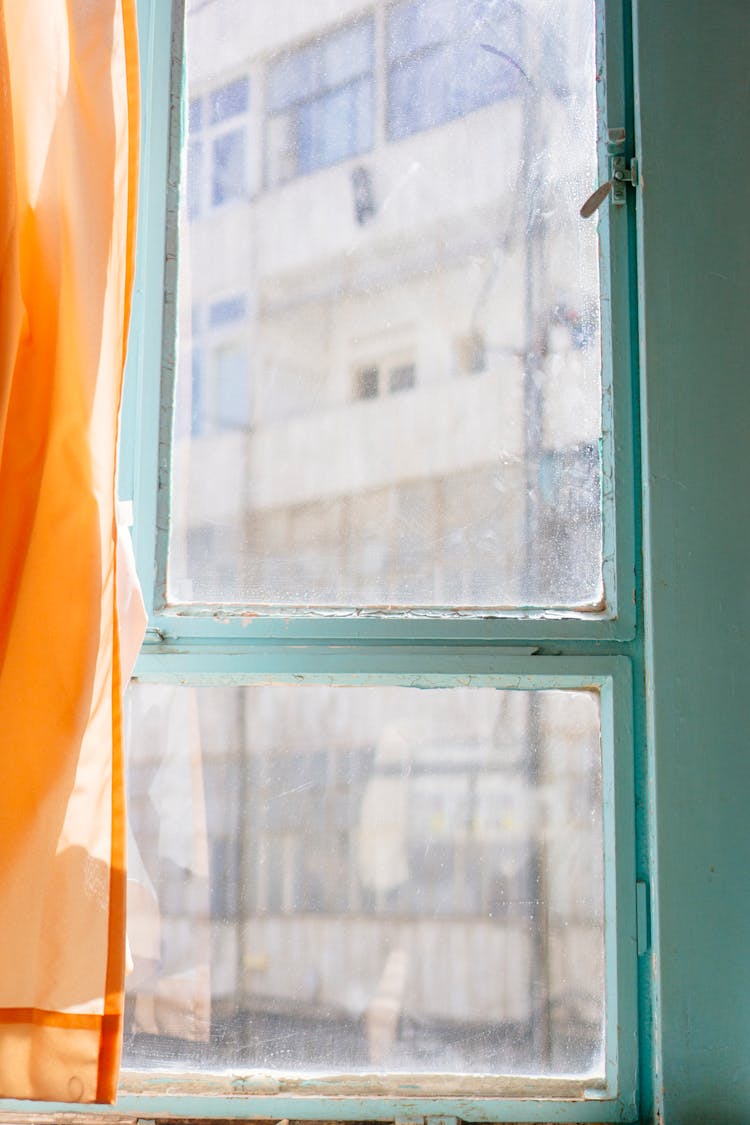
[0,0,140,1104]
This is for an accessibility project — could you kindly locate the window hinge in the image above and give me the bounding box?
[580,127,638,217]
[636,879,651,955]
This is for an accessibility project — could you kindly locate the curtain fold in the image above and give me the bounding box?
[0,0,141,1103]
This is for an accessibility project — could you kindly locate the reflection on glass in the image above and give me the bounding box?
[123,685,604,1081]
[169,0,602,609]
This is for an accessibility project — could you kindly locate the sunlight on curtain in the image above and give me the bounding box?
[0,0,141,1103]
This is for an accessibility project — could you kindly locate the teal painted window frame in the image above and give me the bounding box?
[0,0,647,1121]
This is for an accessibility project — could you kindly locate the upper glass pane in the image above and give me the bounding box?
[169,0,603,611]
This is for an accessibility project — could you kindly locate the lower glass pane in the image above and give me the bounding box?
[123,684,604,1085]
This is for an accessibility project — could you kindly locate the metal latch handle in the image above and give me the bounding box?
[580,177,615,218]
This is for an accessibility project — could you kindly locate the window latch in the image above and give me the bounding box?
[580,127,637,218]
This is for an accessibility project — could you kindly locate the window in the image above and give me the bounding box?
[177,296,251,436]
[387,0,523,142]
[265,18,375,186]
[354,358,417,400]
[388,362,416,392]
[356,364,380,399]
[187,76,250,216]
[119,0,640,1120]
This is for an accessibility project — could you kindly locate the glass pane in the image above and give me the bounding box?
[322,20,375,88]
[388,2,523,143]
[171,0,603,610]
[209,77,249,124]
[387,0,459,58]
[211,128,245,206]
[123,684,604,1084]
[267,47,319,113]
[267,19,374,114]
[214,344,251,429]
[208,294,246,328]
[298,79,374,174]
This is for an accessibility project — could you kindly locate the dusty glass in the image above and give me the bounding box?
[168,0,602,610]
[123,683,604,1084]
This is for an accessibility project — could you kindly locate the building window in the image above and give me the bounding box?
[185,296,251,434]
[355,364,379,399]
[387,0,523,142]
[186,76,250,217]
[355,359,417,400]
[266,18,375,186]
[388,362,416,392]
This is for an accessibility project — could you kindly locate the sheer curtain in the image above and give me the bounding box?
[0,0,142,1102]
